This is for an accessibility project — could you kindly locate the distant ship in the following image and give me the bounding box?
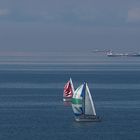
[107,52,140,57]
[107,52,124,57]
[126,53,140,57]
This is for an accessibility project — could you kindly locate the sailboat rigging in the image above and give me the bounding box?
[72,82,101,122]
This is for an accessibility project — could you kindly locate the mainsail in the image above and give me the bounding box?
[72,82,96,116]
[85,83,96,116]
[63,78,74,98]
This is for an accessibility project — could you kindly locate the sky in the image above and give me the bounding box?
[0,0,140,53]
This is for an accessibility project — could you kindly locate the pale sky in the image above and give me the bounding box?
[0,0,140,53]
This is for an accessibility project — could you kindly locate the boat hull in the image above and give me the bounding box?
[63,97,72,102]
[107,53,140,57]
[107,52,124,57]
[75,115,101,122]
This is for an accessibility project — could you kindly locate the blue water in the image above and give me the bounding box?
[0,54,140,140]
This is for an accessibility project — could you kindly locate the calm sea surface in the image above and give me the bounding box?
[0,53,140,140]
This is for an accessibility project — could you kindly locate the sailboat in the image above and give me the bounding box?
[63,78,75,102]
[72,82,101,122]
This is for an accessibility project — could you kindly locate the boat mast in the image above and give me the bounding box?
[83,83,86,116]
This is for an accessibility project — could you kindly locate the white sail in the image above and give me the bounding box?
[84,83,96,116]
[72,83,96,116]
[70,78,75,95]
[72,84,84,115]
[73,84,83,99]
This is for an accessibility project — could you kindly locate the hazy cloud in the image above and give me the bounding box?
[0,0,140,26]
[0,0,131,26]
[0,9,10,16]
[127,7,140,22]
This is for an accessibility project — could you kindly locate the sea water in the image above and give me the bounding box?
[0,52,140,140]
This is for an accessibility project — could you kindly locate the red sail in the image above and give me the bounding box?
[63,81,73,98]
